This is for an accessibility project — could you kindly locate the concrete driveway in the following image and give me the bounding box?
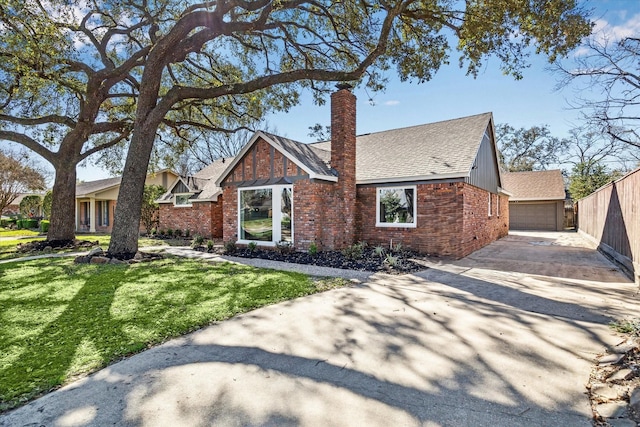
[1,231,638,426]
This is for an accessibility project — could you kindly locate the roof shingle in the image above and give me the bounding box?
[501,170,566,201]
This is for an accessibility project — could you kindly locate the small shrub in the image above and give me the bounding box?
[392,242,404,254]
[384,254,399,268]
[275,240,293,254]
[223,240,236,254]
[174,228,183,237]
[374,245,386,257]
[150,227,157,236]
[184,229,190,238]
[191,234,205,248]
[206,240,215,251]
[40,220,50,233]
[342,242,364,260]
[247,241,258,252]
[308,241,318,256]
[166,228,174,237]
[158,229,166,236]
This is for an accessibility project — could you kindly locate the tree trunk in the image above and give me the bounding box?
[108,129,156,257]
[47,165,77,242]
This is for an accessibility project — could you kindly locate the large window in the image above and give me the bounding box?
[239,186,293,244]
[376,186,416,228]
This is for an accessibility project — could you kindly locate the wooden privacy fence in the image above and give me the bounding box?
[577,167,639,284]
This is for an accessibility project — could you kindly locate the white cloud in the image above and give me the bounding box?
[383,100,400,106]
[591,13,640,45]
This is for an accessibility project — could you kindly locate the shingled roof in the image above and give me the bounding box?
[214,112,497,187]
[501,170,566,201]
[352,112,493,183]
[76,177,122,197]
[158,158,231,203]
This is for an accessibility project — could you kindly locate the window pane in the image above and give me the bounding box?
[175,194,191,205]
[281,187,292,242]
[379,188,414,224]
[240,189,273,241]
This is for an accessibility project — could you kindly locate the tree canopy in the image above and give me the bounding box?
[496,124,567,171]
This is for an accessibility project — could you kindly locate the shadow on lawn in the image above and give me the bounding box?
[1,256,628,426]
[0,259,309,412]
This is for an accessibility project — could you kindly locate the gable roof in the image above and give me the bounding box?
[215,131,337,186]
[158,158,231,203]
[217,113,496,186]
[359,112,493,183]
[501,170,566,201]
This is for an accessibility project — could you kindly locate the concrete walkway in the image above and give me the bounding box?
[1,231,638,426]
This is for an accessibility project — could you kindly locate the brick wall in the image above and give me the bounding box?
[356,182,508,259]
[460,184,509,257]
[159,196,223,238]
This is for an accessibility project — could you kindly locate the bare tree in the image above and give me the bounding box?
[556,36,640,149]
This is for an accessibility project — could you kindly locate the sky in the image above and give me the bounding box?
[69,0,640,182]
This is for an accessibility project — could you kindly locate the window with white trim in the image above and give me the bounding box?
[174,193,193,206]
[238,185,293,244]
[376,186,417,228]
[496,195,500,217]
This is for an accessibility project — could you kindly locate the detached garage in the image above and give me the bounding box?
[502,170,566,231]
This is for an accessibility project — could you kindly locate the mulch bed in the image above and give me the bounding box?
[208,246,430,274]
[17,239,98,253]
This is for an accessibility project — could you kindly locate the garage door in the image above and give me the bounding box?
[509,202,557,231]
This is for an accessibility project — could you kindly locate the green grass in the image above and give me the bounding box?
[609,318,640,336]
[0,228,41,237]
[0,234,167,261]
[0,257,340,411]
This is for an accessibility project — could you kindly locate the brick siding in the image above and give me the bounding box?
[159,196,223,238]
[357,182,508,259]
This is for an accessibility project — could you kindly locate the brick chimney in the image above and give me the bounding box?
[330,83,357,248]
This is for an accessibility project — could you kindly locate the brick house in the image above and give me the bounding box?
[211,86,509,259]
[157,159,229,238]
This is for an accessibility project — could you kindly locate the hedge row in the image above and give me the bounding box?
[1,218,48,231]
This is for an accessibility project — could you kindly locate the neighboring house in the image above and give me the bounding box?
[209,86,509,259]
[76,169,178,233]
[157,159,231,238]
[2,193,44,217]
[501,170,566,231]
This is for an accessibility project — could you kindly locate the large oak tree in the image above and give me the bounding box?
[108,0,592,256]
[0,0,266,242]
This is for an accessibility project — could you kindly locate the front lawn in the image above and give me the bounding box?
[0,257,342,411]
[0,228,41,237]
